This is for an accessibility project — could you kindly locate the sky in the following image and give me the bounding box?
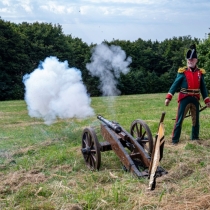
[1,0,210,44]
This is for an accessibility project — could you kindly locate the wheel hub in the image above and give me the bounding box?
[81,147,91,155]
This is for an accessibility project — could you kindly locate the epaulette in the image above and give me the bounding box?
[199,68,206,74]
[178,67,187,73]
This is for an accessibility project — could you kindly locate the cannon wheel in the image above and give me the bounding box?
[81,127,101,170]
[130,119,153,155]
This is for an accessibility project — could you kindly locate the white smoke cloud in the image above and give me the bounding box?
[23,56,94,125]
[86,43,132,96]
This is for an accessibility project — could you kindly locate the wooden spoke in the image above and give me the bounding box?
[81,127,101,170]
[130,119,153,156]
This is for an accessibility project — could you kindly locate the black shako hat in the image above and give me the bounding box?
[186,44,197,59]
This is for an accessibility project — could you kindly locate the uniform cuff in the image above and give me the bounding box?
[166,93,173,100]
[204,97,210,104]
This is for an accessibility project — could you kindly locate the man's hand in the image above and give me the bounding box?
[165,99,170,106]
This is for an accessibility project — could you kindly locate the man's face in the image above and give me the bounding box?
[187,58,197,68]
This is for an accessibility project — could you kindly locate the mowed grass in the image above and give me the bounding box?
[1,93,210,210]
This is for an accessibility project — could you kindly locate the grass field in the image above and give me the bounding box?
[1,93,210,210]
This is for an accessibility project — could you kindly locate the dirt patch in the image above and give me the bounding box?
[51,164,73,177]
[0,169,47,195]
[159,163,194,183]
[160,194,210,210]
[199,139,210,147]
[3,121,43,128]
[60,204,82,210]
[12,145,36,156]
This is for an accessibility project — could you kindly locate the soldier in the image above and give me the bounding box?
[165,44,210,145]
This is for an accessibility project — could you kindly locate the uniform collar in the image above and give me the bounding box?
[188,66,198,72]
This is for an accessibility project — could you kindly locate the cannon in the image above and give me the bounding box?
[81,113,167,190]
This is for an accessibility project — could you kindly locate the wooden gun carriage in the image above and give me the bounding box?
[81,113,167,190]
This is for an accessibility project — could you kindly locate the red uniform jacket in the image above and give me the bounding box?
[166,66,210,104]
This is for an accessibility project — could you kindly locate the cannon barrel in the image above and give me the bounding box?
[97,115,122,133]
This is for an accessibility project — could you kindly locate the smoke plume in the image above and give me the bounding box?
[23,56,94,125]
[86,43,132,96]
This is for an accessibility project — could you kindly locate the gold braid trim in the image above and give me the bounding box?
[178,66,187,73]
[199,68,206,74]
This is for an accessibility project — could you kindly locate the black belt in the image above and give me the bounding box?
[180,88,200,94]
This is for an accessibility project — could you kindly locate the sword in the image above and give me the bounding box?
[172,105,207,120]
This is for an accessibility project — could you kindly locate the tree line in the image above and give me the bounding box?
[0,17,210,100]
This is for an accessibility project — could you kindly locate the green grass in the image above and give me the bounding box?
[1,93,210,209]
